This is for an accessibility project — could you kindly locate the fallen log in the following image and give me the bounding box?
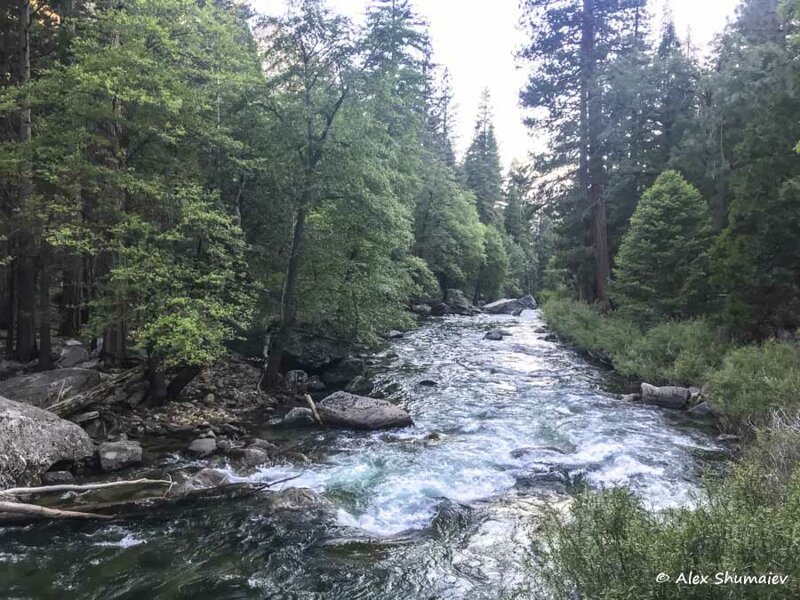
[47,368,140,416]
[304,394,323,425]
[0,500,112,520]
[1,478,173,498]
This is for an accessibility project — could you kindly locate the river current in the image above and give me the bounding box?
[0,311,723,599]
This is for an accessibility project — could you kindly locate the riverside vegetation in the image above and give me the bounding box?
[1,0,800,598]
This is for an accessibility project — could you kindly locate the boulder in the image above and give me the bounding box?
[386,330,404,339]
[418,379,438,387]
[317,391,412,430]
[0,396,94,487]
[239,447,272,467]
[247,438,279,453]
[282,407,317,427]
[344,375,373,395]
[483,295,537,316]
[484,330,504,341]
[98,440,142,472]
[285,369,309,391]
[621,393,642,403]
[641,383,691,410]
[41,471,75,485]
[0,368,102,408]
[447,289,471,310]
[171,468,233,495]
[430,302,450,317]
[321,357,365,386]
[187,437,217,457]
[410,304,432,317]
[57,345,90,368]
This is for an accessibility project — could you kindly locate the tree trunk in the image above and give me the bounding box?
[582,0,611,310]
[167,365,202,400]
[263,206,307,389]
[38,247,53,370]
[60,257,82,337]
[5,261,15,357]
[146,355,167,401]
[14,0,36,361]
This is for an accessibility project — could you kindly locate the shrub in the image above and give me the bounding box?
[536,414,800,599]
[705,341,800,424]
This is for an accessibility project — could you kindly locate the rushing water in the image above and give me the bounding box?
[1,311,724,599]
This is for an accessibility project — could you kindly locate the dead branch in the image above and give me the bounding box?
[0,501,112,520]
[304,393,323,424]
[1,478,173,498]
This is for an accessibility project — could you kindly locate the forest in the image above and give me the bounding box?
[1,0,800,598]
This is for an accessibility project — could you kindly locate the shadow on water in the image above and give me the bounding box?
[0,311,724,599]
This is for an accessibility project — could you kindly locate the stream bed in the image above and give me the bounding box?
[0,311,725,599]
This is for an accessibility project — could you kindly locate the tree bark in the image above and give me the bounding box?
[582,0,611,310]
[59,257,83,337]
[37,246,53,370]
[263,206,307,388]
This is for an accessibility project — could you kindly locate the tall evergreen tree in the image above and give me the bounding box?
[462,89,503,226]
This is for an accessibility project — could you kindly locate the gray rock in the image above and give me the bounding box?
[247,438,279,453]
[0,395,94,487]
[321,357,365,386]
[411,304,432,316]
[57,345,90,368]
[282,407,317,427]
[483,298,525,316]
[285,370,309,390]
[241,447,271,467]
[345,375,374,395]
[447,289,471,310]
[307,375,326,392]
[519,295,537,309]
[430,302,450,317]
[98,440,142,472]
[317,391,413,430]
[171,468,233,495]
[265,487,332,512]
[188,437,217,457]
[0,368,102,408]
[641,383,691,410]
[484,328,512,340]
[418,379,438,387]
[387,330,404,339]
[41,471,75,485]
[687,402,714,418]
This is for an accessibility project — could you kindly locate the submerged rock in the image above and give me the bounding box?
[0,395,94,487]
[641,383,691,410]
[317,391,412,430]
[98,440,143,472]
[0,368,102,408]
[265,487,333,512]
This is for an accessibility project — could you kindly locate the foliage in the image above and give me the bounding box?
[536,413,800,599]
[613,170,712,324]
[706,341,800,425]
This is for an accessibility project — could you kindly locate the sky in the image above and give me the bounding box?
[250,0,740,170]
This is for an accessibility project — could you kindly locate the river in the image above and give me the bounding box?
[0,311,724,599]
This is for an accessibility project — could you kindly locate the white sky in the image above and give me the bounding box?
[250,0,740,170]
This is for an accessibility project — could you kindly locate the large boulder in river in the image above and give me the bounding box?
[641,383,691,410]
[0,367,102,408]
[98,440,143,472]
[0,395,94,487]
[317,391,413,430]
[483,295,537,316]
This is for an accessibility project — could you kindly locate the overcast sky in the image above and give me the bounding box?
[250,0,740,170]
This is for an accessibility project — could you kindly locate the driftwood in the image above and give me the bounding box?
[0,478,173,498]
[304,394,323,424]
[47,368,140,416]
[0,500,112,520]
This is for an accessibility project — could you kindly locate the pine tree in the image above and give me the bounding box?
[462,89,503,226]
[613,170,711,324]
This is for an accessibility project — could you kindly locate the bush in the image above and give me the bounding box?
[537,414,800,599]
[541,298,728,385]
[705,341,800,424]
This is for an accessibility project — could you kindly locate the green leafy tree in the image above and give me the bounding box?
[613,170,711,323]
